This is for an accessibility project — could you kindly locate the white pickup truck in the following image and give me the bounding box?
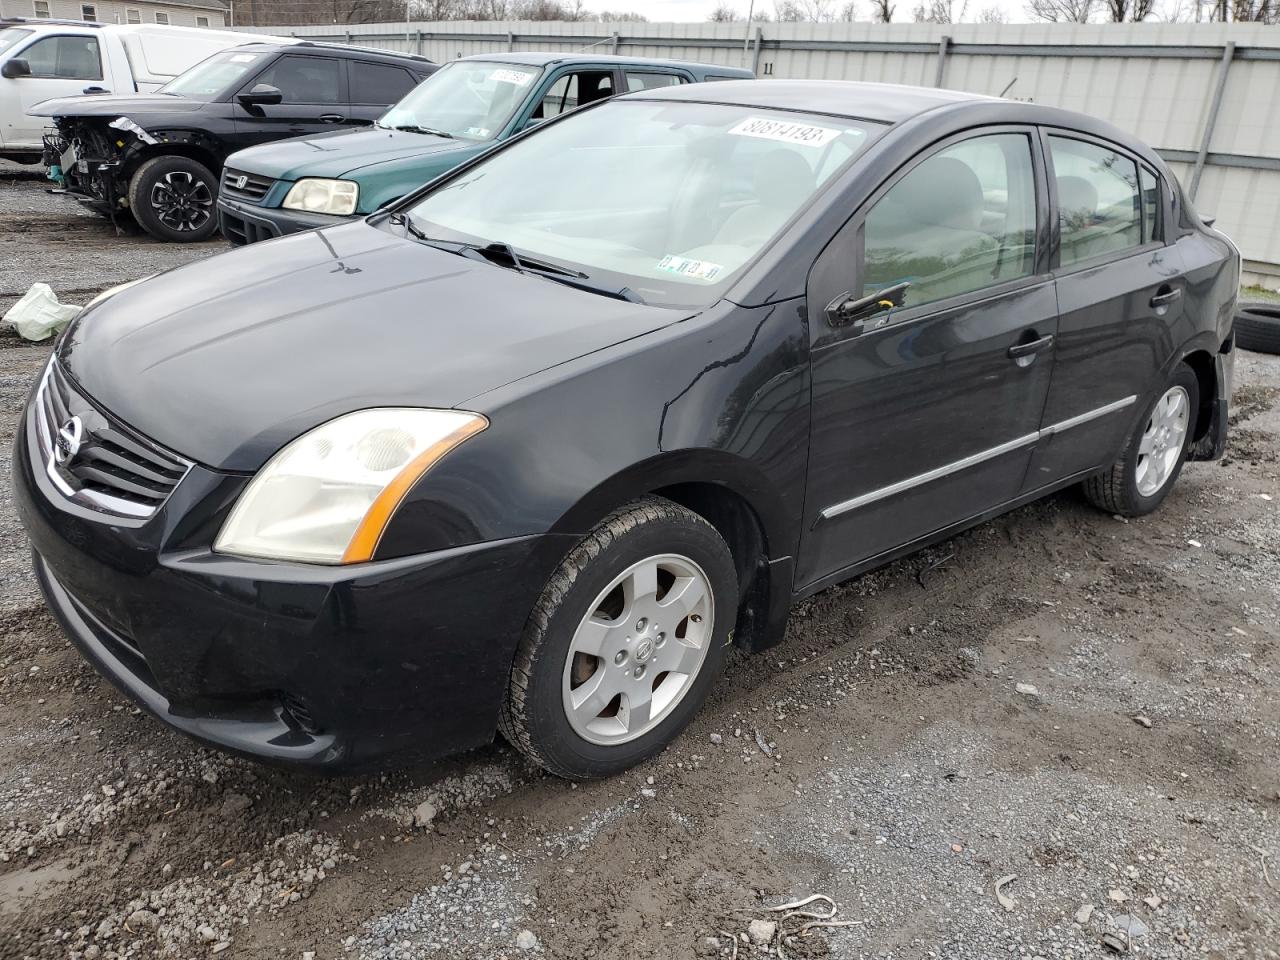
[0,18,289,164]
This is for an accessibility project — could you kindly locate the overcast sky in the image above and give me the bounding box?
[578,0,1041,22]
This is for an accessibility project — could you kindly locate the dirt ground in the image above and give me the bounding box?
[2,164,1278,960]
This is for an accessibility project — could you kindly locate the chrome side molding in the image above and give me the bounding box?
[819,395,1138,522]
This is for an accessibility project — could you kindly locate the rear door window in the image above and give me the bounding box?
[250,55,343,104]
[625,71,685,92]
[351,61,419,104]
[1049,135,1142,267]
[862,132,1038,309]
[20,35,102,80]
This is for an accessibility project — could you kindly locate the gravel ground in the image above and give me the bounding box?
[2,165,1278,960]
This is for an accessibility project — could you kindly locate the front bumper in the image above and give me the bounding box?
[14,409,565,771]
[217,195,356,246]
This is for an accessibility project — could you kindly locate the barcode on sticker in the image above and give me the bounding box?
[657,255,723,281]
[729,117,840,148]
[491,69,532,86]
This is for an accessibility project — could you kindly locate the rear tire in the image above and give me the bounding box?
[1082,364,1200,517]
[499,498,737,780]
[129,155,219,243]
[1234,303,1280,355]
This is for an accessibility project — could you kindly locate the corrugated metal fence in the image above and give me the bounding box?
[251,20,1280,283]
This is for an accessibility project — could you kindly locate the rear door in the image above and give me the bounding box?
[799,127,1056,587]
[4,32,106,150]
[230,54,350,149]
[1022,130,1182,489]
[347,59,422,124]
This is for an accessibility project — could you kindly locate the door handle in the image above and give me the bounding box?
[1150,286,1183,308]
[1007,334,1055,360]
[82,85,109,94]
[319,114,346,123]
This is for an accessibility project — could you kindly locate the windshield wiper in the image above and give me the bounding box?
[396,228,645,304]
[388,123,455,139]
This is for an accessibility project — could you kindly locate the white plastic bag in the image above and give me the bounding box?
[3,283,82,341]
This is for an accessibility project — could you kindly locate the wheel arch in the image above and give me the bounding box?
[125,137,223,180]
[1179,347,1218,443]
[546,450,797,653]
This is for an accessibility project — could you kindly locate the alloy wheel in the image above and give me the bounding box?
[151,171,213,232]
[561,553,714,746]
[1135,385,1190,497]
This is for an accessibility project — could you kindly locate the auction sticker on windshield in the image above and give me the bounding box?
[729,117,840,148]
[491,69,533,86]
[657,255,723,281]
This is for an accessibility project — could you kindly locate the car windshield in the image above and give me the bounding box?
[404,100,879,308]
[378,60,541,141]
[0,27,33,57]
[160,48,267,100]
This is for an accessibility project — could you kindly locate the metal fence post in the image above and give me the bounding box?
[1190,40,1235,202]
[415,30,423,56]
[507,31,514,52]
[752,27,763,76]
[612,31,620,54]
[934,35,950,88]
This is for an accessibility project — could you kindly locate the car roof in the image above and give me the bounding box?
[628,79,995,124]
[456,51,751,75]
[229,39,433,66]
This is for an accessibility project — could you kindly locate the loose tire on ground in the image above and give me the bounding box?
[1234,302,1280,355]
[128,155,219,243]
[499,497,738,780]
[1082,364,1200,518]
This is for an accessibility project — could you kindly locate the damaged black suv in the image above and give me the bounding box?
[30,41,436,242]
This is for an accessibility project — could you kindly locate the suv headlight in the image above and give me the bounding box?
[282,178,360,216]
[215,408,487,564]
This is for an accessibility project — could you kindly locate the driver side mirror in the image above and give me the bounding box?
[1,58,31,79]
[237,83,283,107]
[826,281,911,330]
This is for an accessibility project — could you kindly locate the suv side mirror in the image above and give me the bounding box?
[2,59,31,79]
[237,83,283,107]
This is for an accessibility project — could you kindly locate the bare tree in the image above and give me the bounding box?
[1104,0,1156,18]
[913,0,968,19]
[709,2,740,18]
[837,0,858,16]
[1026,0,1095,20]
[977,3,1008,17]
[595,8,648,18]
[870,0,895,18]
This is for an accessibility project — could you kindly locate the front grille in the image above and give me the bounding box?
[220,208,279,246]
[220,167,275,204]
[33,360,190,520]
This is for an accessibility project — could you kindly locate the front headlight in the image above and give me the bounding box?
[281,178,360,216]
[215,408,487,564]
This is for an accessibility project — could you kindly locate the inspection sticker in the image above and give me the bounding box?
[490,68,533,86]
[728,116,840,148]
[657,255,723,281]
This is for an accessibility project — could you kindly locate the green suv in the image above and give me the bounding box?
[217,52,751,245]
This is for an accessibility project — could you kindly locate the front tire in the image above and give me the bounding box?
[500,498,737,779]
[128,155,219,243]
[1082,364,1199,517]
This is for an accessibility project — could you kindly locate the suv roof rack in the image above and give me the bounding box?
[1,16,104,27]
[292,39,433,63]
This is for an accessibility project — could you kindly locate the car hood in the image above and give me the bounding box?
[59,220,688,472]
[227,127,470,181]
[27,93,205,118]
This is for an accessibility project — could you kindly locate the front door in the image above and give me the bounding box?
[231,54,350,150]
[799,128,1057,587]
[1024,131,1185,488]
[4,33,107,151]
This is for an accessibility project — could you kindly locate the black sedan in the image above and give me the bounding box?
[14,80,1238,779]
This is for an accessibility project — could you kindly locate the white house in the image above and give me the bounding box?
[0,0,227,27]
